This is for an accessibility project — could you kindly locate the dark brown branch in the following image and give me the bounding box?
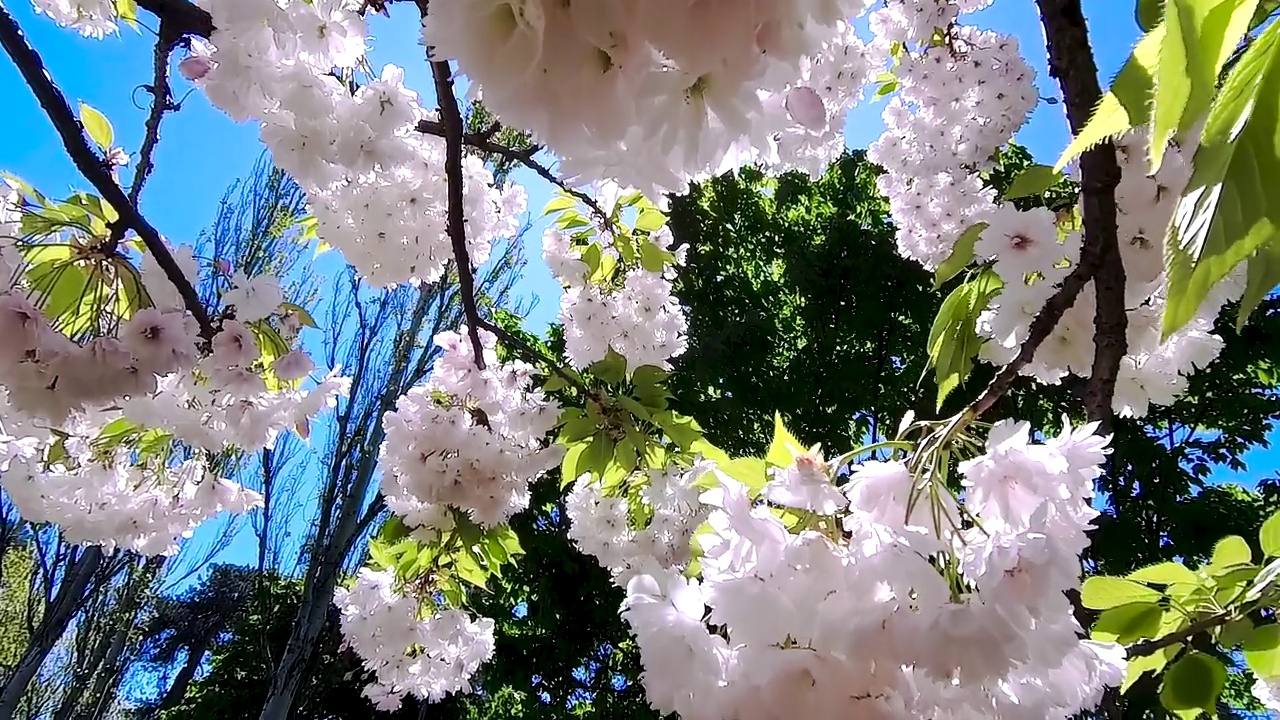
[416,118,612,228]
[1125,609,1234,659]
[1035,0,1127,425]
[129,27,178,205]
[968,0,1125,424]
[0,6,214,339]
[136,0,213,37]
[428,58,486,369]
[476,318,592,396]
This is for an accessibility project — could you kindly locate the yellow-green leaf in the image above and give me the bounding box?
[1162,20,1280,338]
[1262,510,1280,557]
[1210,534,1254,568]
[1128,561,1199,585]
[635,208,666,233]
[1092,602,1164,643]
[1160,652,1226,718]
[933,223,986,290]
[1002,164,1063,200]
[78,102,113,151]
[1056,24,1165,172]
[1244,624,1280,677]
[543,195,577,215]
[766,412,804,468]
[1080,576,1164,609]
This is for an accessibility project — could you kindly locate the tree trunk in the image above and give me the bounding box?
[85,618,130,720]
[154,630,215,712]
[0,546,103,719]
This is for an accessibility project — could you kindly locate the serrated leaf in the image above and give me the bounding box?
[934,223,986,289]
[560,442,588,488]
[1138,0,1165,29]
[455,548,487,590]
[1160,652,1226,717]
[1128,561,1199,585]
[590,348,627,384]
[1056,24,1165,172]
[1092,602,1164,643]
[635,208,666,233]
[1152,0,1261,172]
[558,416,597,444]
[1081,576,1164,609]
[1210,534,1254,568]
[639,240,667,273]
[717,457,768,494]
[766,413,804,468]
[543,195,577,215]
[1262,511,1280,557]
[1163,21,1280,337]
[689,438,731,465]
[584,432,614,477]
[1240,239,1280,332]
[1125,647,1174,693]
[1244,624,1280,677]
[1002,164,1063,200]
[78,102,113,151]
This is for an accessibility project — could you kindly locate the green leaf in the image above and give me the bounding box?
[558,416,597,444]
[278,301,317,328]
[1162,20,1280,337]
[454,548,487,590]
[1001,164,1063,200]
[717,457,768,494]
[1245,624,1280,677]
[933,223,986,289]
[631,365,668,390]
[1125,648,1174,693]
[874,79,898,98]
[1056,24,1164,172]
[766,412,804,468]
[115,0,138,25]
[639,240,667,273]
[635,208,666,233]
[1261,511,1280,557]
[1160,652,1227,718]
[1080,576,1164,609]
[926,269,1002,409]
[543,195,577,215]
[581,243,602,278]
[584,433,614,478]
[1220,616,1255,646]
[1210,534,1254,568]
[590,348,627,384]
[78,102,113,151]
[1128,561,1200,585]
[1092,602,1164,643]
[1239,239,1280,328]
[1152,0,1260,172]
[561,442,588,488]
[689,438,731,465]
[1138,0,1165,29]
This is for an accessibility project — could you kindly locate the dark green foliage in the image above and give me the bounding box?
[666,154,939,456]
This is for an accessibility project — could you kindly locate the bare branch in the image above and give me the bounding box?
[0,6,214,339]
[427,58,487,369]
[416,118,611,227]
[967,0,1125,425]
[129,27,179,205]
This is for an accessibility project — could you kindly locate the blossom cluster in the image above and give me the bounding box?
[565,462,711,587]
[543,189,688,370]
[0,398,262,555]
[189,0,526,286]
[334,568,495,711]
[381,326,560,530]
[976,131,1240,417]
[610,419,1124,719]
[424,1,880,195]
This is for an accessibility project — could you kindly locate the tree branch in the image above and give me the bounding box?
[0,6,214,339]
[136,0,213,37]
[968,0,1125,424]
[427,58,486,370]
[129,27,178,206]
[1034,0,1127,425]
[1125,609,1234,659]
[416,118,611,228]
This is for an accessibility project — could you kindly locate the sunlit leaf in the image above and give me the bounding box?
[1159,652,1226,719]
[78,102,114,151]
[1080,576,1164,609]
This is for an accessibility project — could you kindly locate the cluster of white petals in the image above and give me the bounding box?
[610,419,1125,720]
[565,461,711,587]
[975,132,1241,417]
[424,1,880,195]
[543,189,688,369]
[189,0,526,285]
[334,568,495,710]
[381,326,560,529]
[29,0,116,38]
[0,398,261,555]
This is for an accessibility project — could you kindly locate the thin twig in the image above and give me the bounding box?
[476,318,592,396]
[129,27,178,206]
[0,5,213,339]
[416,118,612,228]
[427,58,485,369]
[1125,609,1234,659]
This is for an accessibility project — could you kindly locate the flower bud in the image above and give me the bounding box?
[784,86,826,133]
[178,55,213,82]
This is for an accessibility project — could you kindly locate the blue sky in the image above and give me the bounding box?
[2,0,1278,583]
